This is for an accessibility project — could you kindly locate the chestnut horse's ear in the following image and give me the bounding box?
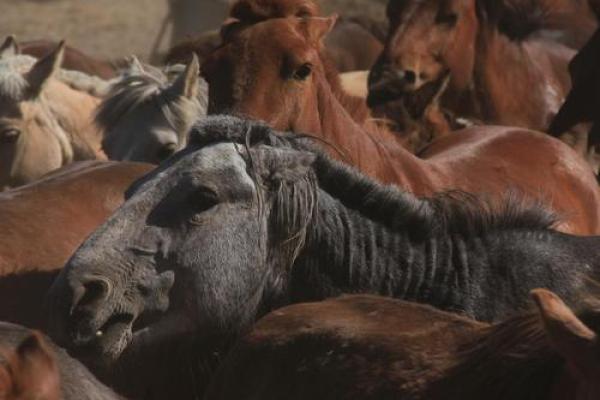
[303,15,338,43]
[0,35,20,59]
[0,362,11,398]
[253,146,316,187]
[166,54,200,100]
[26,40,65,99]
[531,289,598,378]
[9,332,61,400]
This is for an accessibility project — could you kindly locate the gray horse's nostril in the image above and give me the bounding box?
[74,277,113,310]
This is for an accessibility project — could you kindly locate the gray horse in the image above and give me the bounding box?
[48,116,600,399]
[96,56,207,164]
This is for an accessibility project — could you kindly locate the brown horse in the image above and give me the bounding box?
[201,16,600,235]
[0,36,118,80]
[0,324,120,400]
[164,30,222,66]
[550,28,600,149]
[368,0,581,140]
[0,161,152,329]
[206,289,600,400]
[0,332,61,400]
[0,41,109,190]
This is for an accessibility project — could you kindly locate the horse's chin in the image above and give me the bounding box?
[70,321,135,367]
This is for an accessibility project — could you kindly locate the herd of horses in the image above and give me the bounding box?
[3,0,600,398]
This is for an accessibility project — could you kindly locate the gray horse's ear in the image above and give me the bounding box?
[254,147,316,187]
[26,40,65,98]
[531,289,597,378]
[166,54,199,100]
[127,55,145,75]
[0,35,20,59]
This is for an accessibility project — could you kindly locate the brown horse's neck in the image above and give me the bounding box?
[304,64,437,193]
[428,314,566,400]
[463,25,572,130]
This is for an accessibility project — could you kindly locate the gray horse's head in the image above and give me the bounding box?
[48,116,317,363]
[97,56,208,164]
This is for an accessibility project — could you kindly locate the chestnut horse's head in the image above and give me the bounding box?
[202,16,337,133]
[368,0,478,107]
[0,332,61,400]
[222,0,321,39]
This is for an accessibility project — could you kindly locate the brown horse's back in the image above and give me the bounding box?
[207,291,600,400]
[206,295,485,400]
[21,40,117,79]
[0,161,153,329]
[418,126,600,234]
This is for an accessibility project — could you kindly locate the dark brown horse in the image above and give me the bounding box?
[206,290,600,400]
[0,161,152,329]
[550,28,600,150]
[368,0,583,138]
[0,36,117,79]
[201,16,600,235]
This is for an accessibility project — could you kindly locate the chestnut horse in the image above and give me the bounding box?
[201,16,600,235]
[0,42,110,190]
[368,0,582,140]
[0,325,120,400]
[0,36,118,80]
[206,289,600,400]
[549,28,600,149]
[0,161,152,329]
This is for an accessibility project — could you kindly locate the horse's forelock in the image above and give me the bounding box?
[0,70,28,102]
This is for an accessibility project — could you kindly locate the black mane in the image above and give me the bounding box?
[189,116,557,240]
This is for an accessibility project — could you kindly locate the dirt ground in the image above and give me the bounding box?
[0,0,386,62]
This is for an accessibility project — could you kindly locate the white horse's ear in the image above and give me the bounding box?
[166,54,200,100]
[26,41,65,98]
[253,146,316,187]
[0,35,20,59]
[531,289,598,379]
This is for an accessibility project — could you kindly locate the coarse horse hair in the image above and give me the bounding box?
[190,116,558,242]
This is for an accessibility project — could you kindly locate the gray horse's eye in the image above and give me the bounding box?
[187,187,219,213]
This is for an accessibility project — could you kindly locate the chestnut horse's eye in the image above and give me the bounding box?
[293,63,313,81]
[436,12,458,26]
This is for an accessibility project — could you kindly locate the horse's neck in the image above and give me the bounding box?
[310,71,434,191]
[291,191,461,309]
[45,81,104,160]
[468,27,570,129]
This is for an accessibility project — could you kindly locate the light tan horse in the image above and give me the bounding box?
[0,40,108,190]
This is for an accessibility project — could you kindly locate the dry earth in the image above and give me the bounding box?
[0,0,386,62]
